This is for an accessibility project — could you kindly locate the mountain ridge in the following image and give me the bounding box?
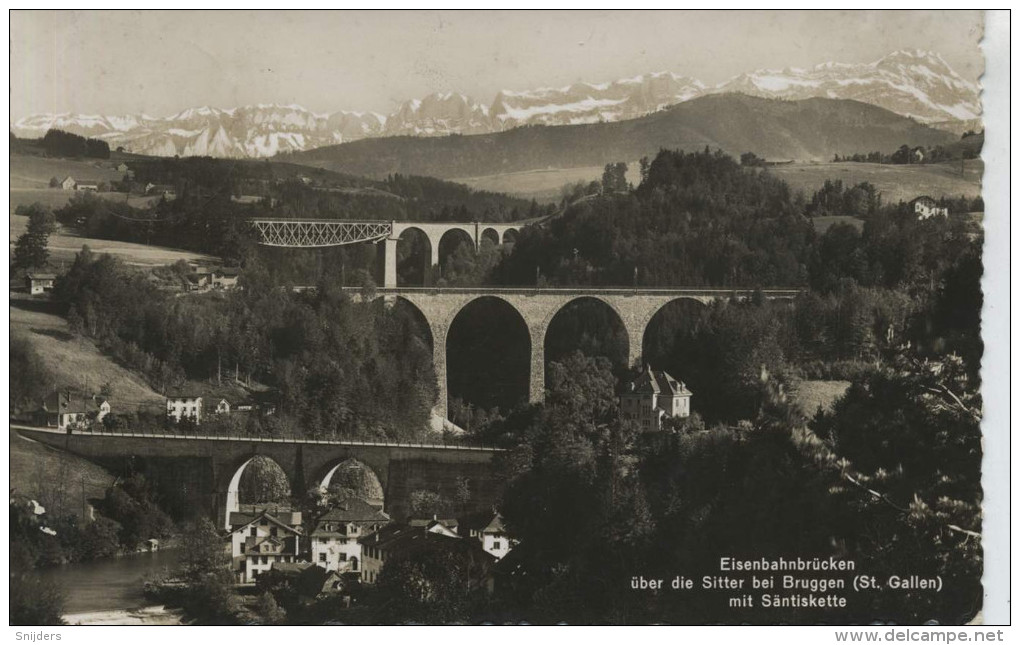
[283,94,959,180]
[11,50,979,158]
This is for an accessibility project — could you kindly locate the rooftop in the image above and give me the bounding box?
[624,366,692,397]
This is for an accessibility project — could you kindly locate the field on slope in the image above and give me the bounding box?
[10,154,162,211]
[452,164,644,203]
[453,159,982,205]
[10,214,214,268]
[767,160,982,204]
[11,295,166,414]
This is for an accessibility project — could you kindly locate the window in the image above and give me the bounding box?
[350,557,358,571]
[493,541,502,550]
[319,553,327,562]
[270,527,278,537]
[261,556,268,564]
[319,537,327,544]
[339,553,347,561]
[250,526,257,537]
[240,542,245,554]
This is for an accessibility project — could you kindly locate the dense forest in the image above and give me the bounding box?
[44,248,436,440]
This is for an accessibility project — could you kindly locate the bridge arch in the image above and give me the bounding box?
[318,458,385,505]
[544,296,630,371]
[481,227,500,247]
[446,295,532,420]
[437,228,476,277]
[502,228,519,245]
[640,296,713,371]
[224,454,292,529]
[395,226,434,286]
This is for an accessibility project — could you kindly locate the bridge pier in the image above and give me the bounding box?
[383,237,399,288]
[528,323,546,404]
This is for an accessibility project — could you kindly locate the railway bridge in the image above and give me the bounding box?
[248,218,801,418]
[15,426,504,529]
[249,218,525,288]
[346,286,801,418]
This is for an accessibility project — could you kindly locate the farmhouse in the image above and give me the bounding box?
[619,367,693,431]
[60,176,77,191]
[76,182,99,192]
[38,392,110,430]
[910,196,949,220]
[26,273,56,295]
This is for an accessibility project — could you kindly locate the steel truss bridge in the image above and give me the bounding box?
[249,219,393,247]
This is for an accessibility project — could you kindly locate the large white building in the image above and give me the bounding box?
[619,367,693,432]
[166,394,202,424]
[309,498,390,578]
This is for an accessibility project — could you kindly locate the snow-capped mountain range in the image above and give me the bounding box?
[11,50,980,159]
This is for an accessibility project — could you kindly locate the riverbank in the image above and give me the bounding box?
[63,605,185,625]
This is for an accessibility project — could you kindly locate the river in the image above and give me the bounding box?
[37,549,181,615]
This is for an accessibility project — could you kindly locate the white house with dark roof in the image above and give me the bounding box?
[619,367,693,431]
[460,511,515,560]
[310,498,390,576]
[26,273,56,295]
[226,510,304,583]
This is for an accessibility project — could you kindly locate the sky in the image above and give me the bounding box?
[10,10,985,121]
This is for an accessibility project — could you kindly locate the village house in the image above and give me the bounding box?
[619,367,693,431]
[214,398,231,415]
[310,498,390,577]
[26,273,56,295]
[459,511,516,560]
[358,523,496,589]
[75,182,99,192]
[211,267,241,290]
[116,163,130,173]
[60,176,77,191]
[226,510,304,583]
[910,195,949,220]
[38,392,110,430]
[166,394,203,424]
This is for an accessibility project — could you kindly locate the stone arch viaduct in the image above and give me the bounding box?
[16,427,504,529]
[249,218,799,418]
[355,286,800,418]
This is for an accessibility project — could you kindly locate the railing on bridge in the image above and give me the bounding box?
[12,425,503,452]
[249,219,392,247]
[337,285,804,299]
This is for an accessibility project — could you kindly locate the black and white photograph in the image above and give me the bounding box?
[6,9,1009,632]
